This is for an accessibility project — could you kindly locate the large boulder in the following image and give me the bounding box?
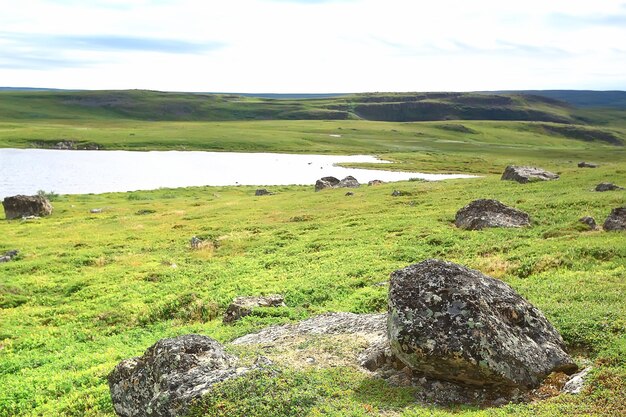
[501,165,559,183]
[337,175,360,188]
[388,259,576,390]
[314,176,360,191]
[455,199,530,230]
[223,294,286,323]
[595,182,623,192]
[603,207,626,231]
[109,335,245,417]
[2,195,53,220]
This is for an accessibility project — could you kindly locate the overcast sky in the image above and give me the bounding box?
[1,0,625,92]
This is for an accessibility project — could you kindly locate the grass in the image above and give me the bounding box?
[1,164,625,416]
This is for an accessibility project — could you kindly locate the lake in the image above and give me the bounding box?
[0,149,475,198]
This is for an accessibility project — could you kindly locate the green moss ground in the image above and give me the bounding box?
[1,162,625,416]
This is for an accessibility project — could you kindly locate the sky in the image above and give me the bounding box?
[1,0,625,92]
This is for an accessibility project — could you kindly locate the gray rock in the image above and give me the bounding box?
[595,182,623,192]
[315,176,359,191]
[501,165,559,183]
[391,190,402,197]
[223,294,286,323]
[254,189,273,196]
[455,199,530,230]
[368,180,385,186]
[388,259,576,390]
[337,176,360,188]
[2,195,53,220]
[603,207,626,231]
[190,236,202,249]
[90,208,103,214]
[108,334,244,417]
[0,250,19,263]
[578,162,598,168]
[562,367,592,394]
[579,216,597,230]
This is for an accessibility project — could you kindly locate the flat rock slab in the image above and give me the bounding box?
[223,294,286,323]
[455,199,530,230]
[603,207,626,231]
[2,195,53,220]
[109,335,248,417]
[501,165,559,183]
[595,182,624,192]
[388,259,576,390]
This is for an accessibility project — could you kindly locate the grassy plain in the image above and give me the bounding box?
[1,91,625,416]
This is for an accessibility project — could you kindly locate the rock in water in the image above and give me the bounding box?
[603,207,626,231]
[223,294,286,323]
[455,199,530,230]
[388,259,576,390]
[501,165,559,183]
[595,182,624,192]
[109,335,242,417]
[2,195,53,220]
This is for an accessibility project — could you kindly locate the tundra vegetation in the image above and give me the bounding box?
[0,90,625,416]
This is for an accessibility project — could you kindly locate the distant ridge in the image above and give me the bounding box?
[488,90,626,109]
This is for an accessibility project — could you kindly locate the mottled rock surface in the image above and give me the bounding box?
[579,216,597,230]
[368,180,385,186]
[595,182,623,192]
[223,294,286,323]
[603,207,626,231]
[388,259,576,390]
[108,335,245,417]
[337,175,360,188]
[455,199,530,230]
[2,195,53,220]
[578,162,598,168]
[254,189,273,196]
[562,367,592,394]
[501,165,559,183]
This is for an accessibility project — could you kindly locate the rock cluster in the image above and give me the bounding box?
[315,176,360,191]
[2,195,53,220]
[501,165,559,183]
[387,259,577,390]
[108,334,267,417]
[223,294,286,323]
[455,199,530,230]
[603,207,626,231]
[0,250,19,263]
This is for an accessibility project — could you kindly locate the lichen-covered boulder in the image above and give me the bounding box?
[223,294,286,323]
[455,199,530,230]
[388,259,576,390]
[2,195,53,220]
[595,182,623,192]
[603,207,626,231]
[108,335,243,417]
[501,166,559,183]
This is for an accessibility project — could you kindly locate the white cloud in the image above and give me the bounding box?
[0,0,624,91]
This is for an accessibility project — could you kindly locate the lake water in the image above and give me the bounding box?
[0,149,475,198]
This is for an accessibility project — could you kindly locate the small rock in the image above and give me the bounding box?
[388,259,577,390]
[90,208,102,214]
[501,165,559,183]
[578,216,597,230]
[2,195,53,220]
[255,189,273,196]
[190,236,202,249]
[305,357,316,365]
[108,334,256,417]
[455,199,530,230]
[223,294,286,323]
[391,190,402,197]
[135,209,156,215]
[595,182,624,192]
[578,162,598,168]
[562,367,592,394]
[368,180,385,186]
[345,192,354,196]
[0,249,19,263]
[603,207,626,231]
